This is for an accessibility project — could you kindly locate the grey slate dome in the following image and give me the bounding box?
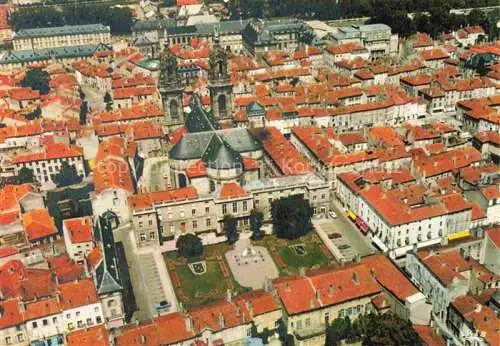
[202,135,243,170]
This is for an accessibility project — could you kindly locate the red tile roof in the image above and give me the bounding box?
[0,298,24,329]
[58,278,98,310]
[186,159,206,178]
[361,255,419,301]
[414,325,446,346]
[13,143,83,164]
[22,208,58,242]
[67,325,110,346]
[485,226,500,248]
[64,216,93,243]
[252,127,313,175]
[413,146,481,178]
[451,296,500,346]
[48,254,84,283]
[93,137,135,194]
[128,187,198,210]
[274,263,380,315]
[0,260,55,300]
[218,182,248,200]
[24,297,61,321]
[417,249,471,286]
[420,48,450,61]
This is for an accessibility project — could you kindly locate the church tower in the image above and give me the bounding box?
[208,29,233,120]
[159,43,184,129]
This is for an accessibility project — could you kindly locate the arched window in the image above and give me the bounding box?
[170,100,178,119]
[218,94,226,117]
[218,61,224,77]
[178,174,187,188]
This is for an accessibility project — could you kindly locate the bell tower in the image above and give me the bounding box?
[159,43,184,129]
[208,29,233,120]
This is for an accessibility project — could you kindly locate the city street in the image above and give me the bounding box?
[316,202,376,258]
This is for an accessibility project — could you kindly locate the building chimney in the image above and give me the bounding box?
[246,301,254,317]
[140,335,146,344]
[218,312,225,328]
[18,300,25,313]
[475,304,482,313]
[316,289,322,302]
[226,289,232,303]
[328,284,334,297]
[185,315,193,332]
[352,272,360,285]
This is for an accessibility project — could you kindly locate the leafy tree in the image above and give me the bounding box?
[325,313,422,346]
[104,92,113,111]
[326,316,355,346]
[176,233,203,258]
[54,162,83,188]
[79,101,88,125]
[250,209,264,240]
[271,195,313,240]
[223,215,239,244]
[476,55,489,76]
[25,106,42,121]
[79,89,86,100]
[413,13,430,33]
[17,167,35,184]
[12,5,133,35]
[21,69,49,95]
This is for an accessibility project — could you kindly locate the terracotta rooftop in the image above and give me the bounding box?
[22,208,58,242]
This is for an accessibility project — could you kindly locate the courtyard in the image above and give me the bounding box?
[253,231,337,275]
[164,230,336,308]
[163,242,250,308]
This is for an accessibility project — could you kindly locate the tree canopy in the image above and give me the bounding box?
[12,4,133,35]
[21,69,49,95]
[325,313,422,346]
[223,215,239,244]
[271,195,313,240]
[25,106,42,121]
[176,234,204,258]
[250,209,264,240]
[53,162,83,188]
[17,167,35,184]
[79,101,88,125]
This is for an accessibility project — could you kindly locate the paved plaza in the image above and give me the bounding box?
[225,238,279,290]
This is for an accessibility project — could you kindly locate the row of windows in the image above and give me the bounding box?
[31,313,102,330]
[222,201,248,215]
[5,334,24,345]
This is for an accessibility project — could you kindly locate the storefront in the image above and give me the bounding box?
[346,210,357,221]
[355,217,370,234]
[447,230,470,241]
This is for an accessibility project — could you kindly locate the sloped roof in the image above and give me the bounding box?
[93,216,122,294]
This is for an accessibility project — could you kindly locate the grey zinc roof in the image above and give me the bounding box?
[14,24,109,39]
[217,128,261,153]
[132,18,176,32]
[134,58,160,71]
[185,101,218,133]
[0,43,112,65]
[202,135,243,170]
[167,19,250,37]
[169,131,215,160]
[169,128,261,161]
[359,24,391,32]
[93,215,123,295]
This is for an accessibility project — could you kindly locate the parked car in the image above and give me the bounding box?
[329,210,337,218]
[338,244,351,250]
[328,233,342,239]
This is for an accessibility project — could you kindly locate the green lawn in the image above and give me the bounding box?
[163,242,249,308]
[253,231,336,275]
